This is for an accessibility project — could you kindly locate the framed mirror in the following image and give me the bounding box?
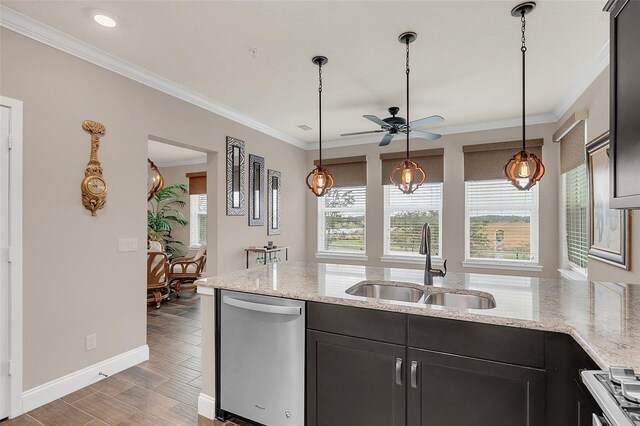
[147,159,164,201]
[226,136,245,216]
[268,169,281,235]
[248,154,265,226]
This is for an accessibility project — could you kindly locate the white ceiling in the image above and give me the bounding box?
[3,1,609,147]
[148,140,207,167]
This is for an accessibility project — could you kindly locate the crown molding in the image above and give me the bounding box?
[0,5,609,153]
[155,157,207,168]
[0,5,307,150]
[553,40,609,120]
[315,113,558,150]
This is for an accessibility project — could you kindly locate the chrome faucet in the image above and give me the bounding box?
[419,223,447,285]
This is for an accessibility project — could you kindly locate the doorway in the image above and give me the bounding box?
[1,96,23,420]
[147,138,212,303]
[144,138,212,418]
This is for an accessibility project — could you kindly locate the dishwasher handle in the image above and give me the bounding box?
[222,295,302,316]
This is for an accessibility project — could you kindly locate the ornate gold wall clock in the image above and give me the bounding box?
[81,120,108,216]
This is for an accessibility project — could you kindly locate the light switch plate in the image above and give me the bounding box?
[86,334,97,351]
[118,238,138,252]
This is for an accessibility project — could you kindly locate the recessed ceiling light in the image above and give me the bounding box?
[92,11,117,28]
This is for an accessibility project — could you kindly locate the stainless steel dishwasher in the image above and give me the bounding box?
[219,290,305,426]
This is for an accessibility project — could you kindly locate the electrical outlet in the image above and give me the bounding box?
[86,334,97,351]
[118,238,138,252]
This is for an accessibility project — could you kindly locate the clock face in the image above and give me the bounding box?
[86,176,106,195]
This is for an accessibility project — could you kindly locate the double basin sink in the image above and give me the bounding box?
[345,281,496,310]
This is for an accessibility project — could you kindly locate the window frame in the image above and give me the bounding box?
[382,183,443,262]
[561,164,588,277]
[316,186,367,256]
[189,193,207,248]
[463,179,541,270]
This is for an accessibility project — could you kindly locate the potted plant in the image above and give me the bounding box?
[148,183,188,259]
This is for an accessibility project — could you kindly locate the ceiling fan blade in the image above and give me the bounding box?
[340,130,385,137]
[410,130,442,141]
[409,115,444,129]
[363,115,389,128]
[379,133,396,146]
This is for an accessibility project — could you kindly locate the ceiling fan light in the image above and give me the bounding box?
[504,150,545,190]
[390,159,426,194]
[306,165,334,197]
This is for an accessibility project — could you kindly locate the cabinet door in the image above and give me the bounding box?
[576,381,601,426]
[407,348,545,426]
[306,330,406,426]
[608,0,640,208]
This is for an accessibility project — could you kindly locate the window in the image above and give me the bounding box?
[383,184,442,257]
[465,179,539,263]
[189,194,207,247]
[318,186,366,253]
[563,164,588,271]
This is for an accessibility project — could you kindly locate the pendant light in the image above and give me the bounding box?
[306,56,335,197]
[390,32,426,194]
[504,2,545,190]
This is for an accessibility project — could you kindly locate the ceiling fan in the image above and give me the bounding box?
[340,106,444,146]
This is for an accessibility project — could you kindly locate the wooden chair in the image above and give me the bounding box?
[169,245,207,298]
[147,251,170,308]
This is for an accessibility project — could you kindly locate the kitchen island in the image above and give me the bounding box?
[196,262,640,425]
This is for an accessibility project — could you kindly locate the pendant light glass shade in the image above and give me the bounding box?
[505,2,544,191]
[307,56,334,197]
[390,159,426,194]
[306,165,334,197]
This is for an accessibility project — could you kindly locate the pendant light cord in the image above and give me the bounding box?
[406,39,410,159]
[521,10,527,152]
[318,62,323,166]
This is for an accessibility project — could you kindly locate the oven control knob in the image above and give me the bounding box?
[285,411,291,418]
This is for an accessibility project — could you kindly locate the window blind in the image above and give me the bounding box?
[463,139,543,181]
[465,179,539,262]
[564,164,588,269]
[559,121,586,174]
[317,186,366,253]
[189,194,207,246]
[313,156,367,188]
[186,171,206,195]
[384,184,442,257]
[380,149,444,184]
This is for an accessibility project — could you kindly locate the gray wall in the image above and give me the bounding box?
[306,123,561,278]
[557,67,639,283]
[0,28,307,390]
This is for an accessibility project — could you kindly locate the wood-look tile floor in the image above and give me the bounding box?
[1,291,252,426]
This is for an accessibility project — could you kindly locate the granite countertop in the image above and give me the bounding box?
[196,261,640,371]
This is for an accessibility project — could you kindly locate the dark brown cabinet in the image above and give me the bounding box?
[306,330,406,426]
[606,0,640,208]
[406,348,546,426]
[306,302,598,426]
[576,382,601,426]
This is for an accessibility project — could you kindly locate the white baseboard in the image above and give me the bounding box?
[21,345,149,413]
[198,393,216,419]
